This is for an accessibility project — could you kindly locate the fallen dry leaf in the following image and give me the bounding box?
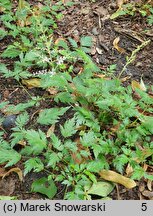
[139,182,145,192]
[94,74,111,80]
[143,163,148,172]
[17,19,31,27]
[117,0,128,9]
[22,78,41,88]
[99,169,136,189]
[94,6,109,17]
[140,77,147,91]
[71,138,92,164]
[137,107,153,116]
[131,80,146,91]
[126,163,134,177]
[94,74,107,79]
[2,168,23,181]
[113,37,126,53]
[47,87,58,95]
[96,47,103,55]
[18,140,26,146]
[110,122,121,133]
[0,168,6,177]
[147,179,152,191]
[46,125,55,138]
[0,6,6,12]
[76,125,87,131]
[62,0,69,4]
[142,190,153,199]
[120,76,131,82]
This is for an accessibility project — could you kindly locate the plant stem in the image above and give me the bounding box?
[118,40,150,78]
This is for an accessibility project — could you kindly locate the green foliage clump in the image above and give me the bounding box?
[0,74,153,199]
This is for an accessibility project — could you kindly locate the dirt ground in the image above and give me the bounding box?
[0,0,153,200]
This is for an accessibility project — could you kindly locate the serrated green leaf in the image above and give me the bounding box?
[144,173,153,181]
[88,181,115,197]
[80,131,95,147]
[11,131,25,148]
[80,46,91,53]
[23,129,47,155]
[0,63,9,75]
[21,35,32,47]
[92,144,103,159]
[0,101,9,109]
[54,92,73,103]
[75,106,95,121]
[0,64,31,80]
[131,167,145,180]
[51,133,63,151]
[1,45,21,58]
[25,50,38,62]
[0,139,10,150]
[24,157,44,176]
[60,117,76,138]
[56,39,69,49]
[41,73,70,88]
[0,0,12,11]
[110,9,126,19]
[31,177,57,199]
[6,100,36,113]
[142,117,153,134]
[87,157,109,173]
[83,170,97,183]
[15,112,29,128]
[68,37,78,48]
[113,154,129,173]
[64,140,78,152]
[0,148,21,167]
[80,36,92,47]
[37,107,69,125]
[0,29,7,40]
[47,152,62,168]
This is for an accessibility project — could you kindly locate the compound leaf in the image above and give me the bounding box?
[37,107,69,125]
[23,129,47,155]
[24,157,44,176]
[0,148,21,167]
[60,117,76,138]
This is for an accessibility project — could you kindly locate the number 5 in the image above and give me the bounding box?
[141,203,147,211]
